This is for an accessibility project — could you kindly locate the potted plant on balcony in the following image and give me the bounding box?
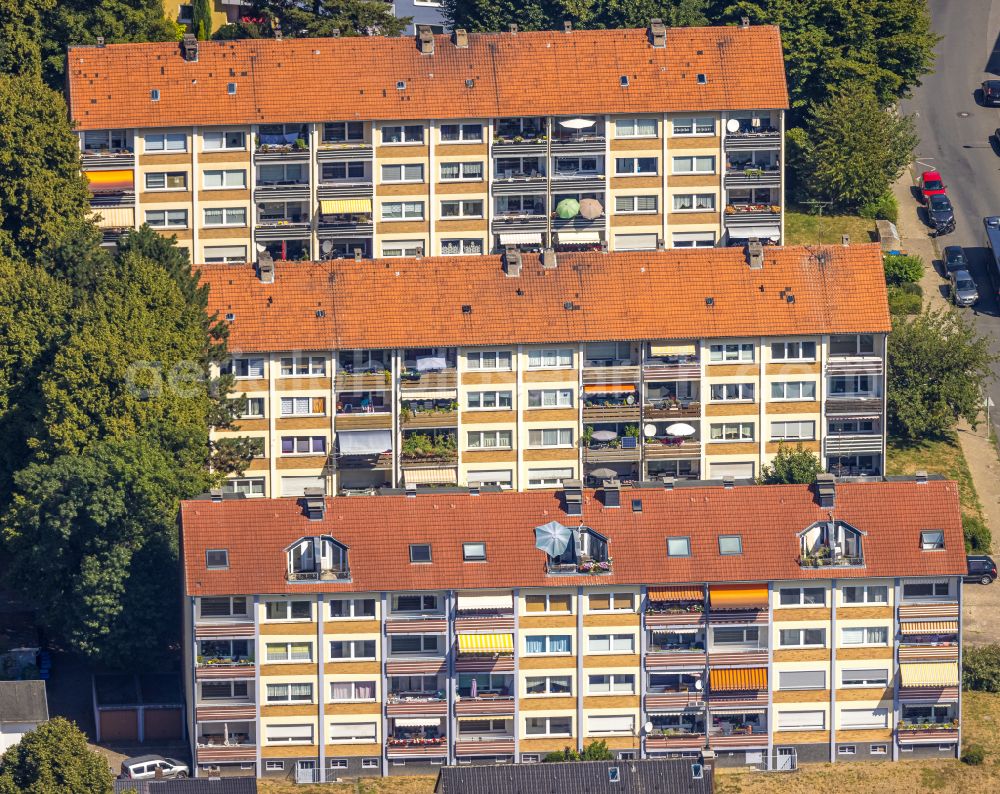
[624,425,640,440]
[583,425,595,447]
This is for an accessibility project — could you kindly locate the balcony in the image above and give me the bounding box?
[550,129,606,154]
[896,721,959,744]
[709,723,768,749]
[724,164,781,188]
[645,732,706,752]
[336,368,391,390]
[582,397,640,422]
[583,443,641,463]
[385,736,447,759]
[491,213,548,233]
[317,213,374,238]
[550,171,607,191]
[317,180,374,200]
[724,204,782,228]
[386,693,448,717]
[401,400,458,430]
[454,735,516,757]
[255,130,310,162]
[399,433,458,467]
[81,149,135,168]
[724,127,781,151]
[287,565,350,582]
[316,142,374,162]
[644,690,704,711]
[643,353,700,380]
[643,399,700,420]
[455,695,516,717]
[491,171,547,195]
[823,434,883,456]
[255,218,311,241]
[491,127,547,156]
[254,181,310,202]
[798,521,864,569]
[195,701,256,722]
[551,213,605,231]
[195,742,257,764]
[824,396,883,416]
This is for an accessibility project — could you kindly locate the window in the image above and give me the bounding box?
[588,674,635,694]
[525,676,571,695]
[903,580,950,598]
[672,231,716,248]
[830,334,876,356]
[203,207,246,227]
[329,598,376,618]
[779,628,826,647]
[323,122,364,143]
[528,428,573,447]
[265,761,284,771]
[440,123,482,142]
[321,161,367,182]
[615,157,658,175]
[266,683,313,703]
[667,537,691,557]
[394,594,439,612]
[266,641,313,662]
[145,209,187,228]
[770,421,816,441]
[524,389,573,409]
[771,341,817,360]
[718,535,743,555]
[553,156,599,175]
[145,172,186,190]
[466,350,512,371]
[672,156,715,173]
[204,245,247,264]
[838,745,856,756]
[441,238,483,255]
[778,670,826,690]
[201,680,248,700]
[225,358,265,379]
[329,639,377,659]
[466,470,511,489]
[381,125,424,144]
[614,118,657,138]
[203,130,245,150]
[842,585,888,604]
[615,195,658,214]
[144,132,187,152]
[588,592,634,611]
[712,626,759,646]
[527,348,573,369]
[871,745,887,755]
[381,201,424,220]
[82,129,130,152]
[777,711,825,731]
[779,587,825,606]
[674,117,715,135]
[709,343,754,362]
[381,240,424,257]
[265,600,311,620]
[328,722,377,743]
[525,716,572,736]
[771,381,817,400]
[329,759,348,770]
[829,375,875,395]
[265,724,313,744]
[440,200,483,218]
[709,423,754,441]
[525,635,572,654]
[710,383,755,402]
[840,708,889,729]
[222,477,264,497]
[467,430,513,449]
[463,542,486,561]
[280,356,325,376]
[205,549,228,569]
[588,634,634,653]
[524,594,572,613]
[673,194,716,211]
[199,596,248,618]
[280,436,326,455]
[409,544,433,563]
[920,531,945,551]
[588,715,635,735]
[841,626,888,646]
[440,161,483,181]
[280,397,326,417]
[390,635,441,655]
[528,468,574,488]
[203,169,246,189]
[610,232,658,251]
[828,419,876,435]
[381,163,424,183]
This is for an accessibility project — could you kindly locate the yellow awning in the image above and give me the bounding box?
[583,384,635,393]
[320,198,371,214]
[457,633,513,654]
[648,586,702,602]
[650,342,697,357]
[900,663,959,687]
[709,668,767,691]
[900,621,958,635]
[90,206,135,229]
[709,584,768,610]
[402,467,457,486]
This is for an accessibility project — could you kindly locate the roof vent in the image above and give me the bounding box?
[227,82,236,95]
[180,34,198,62]
[465,78,475,88]
[541,247,557,269]
[620,75,629,87]
[469,485,480,496]
[815,473,836,508]
[96,36,105,47]
[656,237,665,251]
[649,18,667,48]
[631,498,642,513]
[746,239,764,269]
[461,304,472,314]
[705,296,714,307]
[316,309,325,318]
[509,23,518,34]
[257,250,275,283]
[417,25,435,55]
[662,476,675,490]
[915,470,928,484]
[601,479,621,508]
[563,20,573,33]
[405,483,417,498]
[301,488,326,521]
[722,475,735,489]
[274,22,282,40]
[396,80,406,91]
[210,488,223,503]
[842,234,850,246]
[562,479,583,517]
[697,73,707,84]
[740,16,750,28]
[225,312,235,322]
[150,89,160,101]
[503,245,522,277]
[330,28,340,38]
[453,29,468,48]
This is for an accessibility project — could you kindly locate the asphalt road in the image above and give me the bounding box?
[899,0,1000,430]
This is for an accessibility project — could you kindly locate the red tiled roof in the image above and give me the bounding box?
[180,480,965,597]
[202,244,890,353]
[66,26,789,130]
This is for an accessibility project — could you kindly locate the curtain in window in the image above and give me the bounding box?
[549,636,571,654]
[355,681,375,700]
[331,682,352,700]
[525,636,545,654]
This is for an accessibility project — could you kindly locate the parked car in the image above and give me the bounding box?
[966,554,997,585]
[120,755,189,780]
[950,269,979,306]
[919,170,947,203]
[983,80,1000,106]
[927,193,956,235]
[943,245,967,273]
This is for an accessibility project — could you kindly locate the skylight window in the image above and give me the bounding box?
[410,543,432,563]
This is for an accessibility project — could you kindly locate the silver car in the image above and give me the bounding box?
[950,269,979,307]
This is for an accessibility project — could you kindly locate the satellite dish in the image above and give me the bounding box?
[643,721,654,734]
[643,423,657,438]
[694,679,703,691]
[725,118,740,133]
[321,240,334,255]
[254,243,267,253]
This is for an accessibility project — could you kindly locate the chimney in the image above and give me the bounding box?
[842,234,850,246]
[815,473,836,508]
[302,487,326,520]
[740,16,750,28]
[509,23,518,34]
[209,488,223,503]
[405,483,417,498]
[746,239,764,269]
[662,476,675,490]
[649,18,667,48]
[541,248,557,269]
[453,28,468,48]
[353,247,362,261]
[722,475,735,489]
[257,250,275,283]
[503,245,522,277]
[417,24,435,55]
[274,22,282,40]
[96,36,105,47]
[601,479,621,508]
[562,479,583,517]
[915,470,928,484]
[180,34,199,62]
[563,20,573,33]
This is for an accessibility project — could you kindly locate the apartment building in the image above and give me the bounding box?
[179,475,966,780]
[200,243,891,498]
[66,23,788,262]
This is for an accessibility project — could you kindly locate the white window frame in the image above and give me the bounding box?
[203,169,247,189]
[144,132,187,152]
[202,207,247,228]
[672,155,715,174]
[280,356,326,376]
[770,421,816,441]
[778,628,826,648]
[524,716,572,737]
[710,382,755,402]
[440,161,484,181]
[840,626,889,647]
[527,348,573,369]
[841,585,889,605]
[673,117,715,136]
[587,634,635,654]
[440,238,483,255]
[264,599,312,621]
[466,391,512,410]
[226,357,264,379]
[204,245,247,264]
[770,381,817,401]
[266,682,314,703]
[523,593,573,614]
[223,477,264,497]
[587,591,635,612]
[614,156,658,175]
[327,722,378,743]
[527,428,573,448]
[145,209,188,228]
[615,195,658,214]
[328,597,376,619]
[779,587,826,607]
[440,123,483,142]
[280,396,325,417]
[771,341,817,361]
[524,634,573,655]
[203,130,246,151]
[776,710,825,731]
[144,171,187,191]
[467,430,513,449]
[840,668,890,687]
[440,199,484,219]
[524,675,572,696]
[672,193,716,212]
[778,670,826,691]
[527,389,573,408]
[527,468,574,488]
[587,714,635,735]
[323,121,364,143]
[671,231,715,248]
[381,163,424,184]
[614,118,658,138]
[381,201,424,221]
[381,240,424,258]
[380,125,424,144]
[329,639,377,660]
[709,343,754,362]
[265,641,313,662]
[840,708,889,729]
[709,423,754,442]
[466,350,512,371]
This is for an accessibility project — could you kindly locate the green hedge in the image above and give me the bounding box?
[963,644,1000,692]
[860,192,899,223]
[884,253,924,285]
[963,514,992,554]
[887,284,923,315]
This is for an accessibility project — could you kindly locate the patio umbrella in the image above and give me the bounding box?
[559,118,596,129]
[665,422,696,437]
[534,520,573,557]
[592,429,618,442]
[470,678,478,698]
[643,424,658,438]
[579,198,603,220]
[590,468,618,480]
[555,198,580,219]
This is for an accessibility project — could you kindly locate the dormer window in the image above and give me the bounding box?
[286,536,349,582]
[535,521,611,575]
[799,521,865,568]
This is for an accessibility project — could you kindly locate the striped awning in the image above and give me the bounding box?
[583,384,635,393]
[320,198,371,214]
[709,707,767,715]
[498,232,542,245]
[651,627,698,634]
[900,663,959,687]
[650,342,696,357]
[85,169,134,193]
[457,592,513,612]
[457,633,514,654]
[557,231,601,244]
[91,206,135,229]
[403,468,457,486]
[649,586,702,602]
[394,717,440,728]
[709,584,768,610]
[709,668,767,691]
[900,621,958,635]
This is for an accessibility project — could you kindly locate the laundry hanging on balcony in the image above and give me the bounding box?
[336,429,391,455]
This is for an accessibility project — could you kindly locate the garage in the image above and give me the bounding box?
[144,707,183,741]
[99,709,138,742]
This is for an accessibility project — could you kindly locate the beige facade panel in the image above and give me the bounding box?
[377,183,430,197]
[518,656,575,670]
[437,219,488,232]
[323,621,381,635]
[461,371,517,386]
[275,417,330,431]
[582,654,637,668]
[611,214,663,228]
[200,227,249,240]
[771,730,828,744]
[461,410,515,425]
[766,441,820,454]
[245,459,270,472]
[767,401,821,415]
[276,456,328,470]
[260,704,316,718]
[233,377,269,391]
[376,221,429,234]
[766,363,822,375]
[260,622,316,636]
[520,738,576,752]
[462,450,517,463]
[322,743,381,756]
[374,145,429,158]
[197,189,250,201]
[772,649,831,663]
[259,663,318,677]
[610,138,663,152]
[835,729,893,742]
[670,136,722,150]
[836,606,893,620]
[523,448,577,461]
[772,608,831,622]
[705,442,757,456]
[519,615,576,630]
[524,408,578,422]
[323,661,380,674]
[771,690,830,704]
[435,181,488,195]
[200,151,251,164]
[582,614,641,628]
[141,191,193,204]
[522,369,577,383]
[321,703,381,716]
[583,695,640,710]
[836,688,893,702]
[706,364,760,377]
[138,153,192,166]
[519,697,576,711]
[705,403,759,417]
[261,745,320,758]
[170,229,194,241]
[838,647,893,660]
[667,212,717,226]
[437,143,488,156]
[275,377,331,390]
[233,419,268,432]
[668,174,719,188]
[610,176,661,190]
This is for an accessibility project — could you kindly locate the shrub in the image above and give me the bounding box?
[962,744,985,765]
[887,285,923,316]
[963,514,992,554]
[582,740,613,761]
[860,191,899,222]
[963,644,1000,692]
[543,747,580,763]
[884,253,924,284]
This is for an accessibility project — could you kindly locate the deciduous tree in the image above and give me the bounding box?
[0,717,112,794]
[758,442,822,484]
[221,0,409,39]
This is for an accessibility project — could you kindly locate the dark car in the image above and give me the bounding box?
[984,80,1000,106]
[966,555,997,585]
[943,245,967,273]
[927,193,955,234]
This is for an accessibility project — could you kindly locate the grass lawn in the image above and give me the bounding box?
[784,207,877,246]
[886,433,983,519]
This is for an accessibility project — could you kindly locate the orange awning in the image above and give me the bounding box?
[709,584,768,610]
[710,668,767,691]
[84,169,134,193]
[583,384,635,393]
[649,586,703,602]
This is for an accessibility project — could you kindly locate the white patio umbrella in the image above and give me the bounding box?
[559,118,596,129]
[592,429,618,442]
[665,422,696,437]
[643,424,658,438]
[534,521,573,557]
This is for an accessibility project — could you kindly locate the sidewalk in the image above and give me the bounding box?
[892,170,1000,645]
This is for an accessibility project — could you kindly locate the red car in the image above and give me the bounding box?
[920,170,947,203]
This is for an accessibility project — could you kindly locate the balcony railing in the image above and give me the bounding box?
[287,567,351,582]
[724,165,781,187]
[798,546,863,568]
[582,403,641,422]
[546,556,613,576]
[195,656,254,668]
[643,401,700,419]
[81,150,135,168]
[583,444,641,463]
[643,439,701,460]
